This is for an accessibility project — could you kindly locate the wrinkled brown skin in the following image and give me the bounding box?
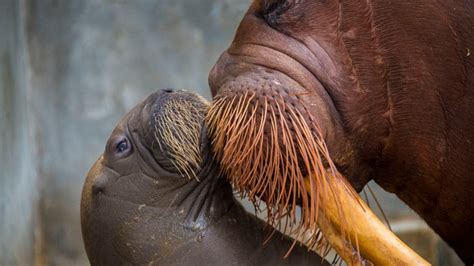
[80,90,327,265]
[209,0,474,263]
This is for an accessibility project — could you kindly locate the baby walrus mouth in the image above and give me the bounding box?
[80,89,328,265]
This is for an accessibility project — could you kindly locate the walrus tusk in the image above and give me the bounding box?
[305,177,430,265]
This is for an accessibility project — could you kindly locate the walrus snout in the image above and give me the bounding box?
[135,89,209,179]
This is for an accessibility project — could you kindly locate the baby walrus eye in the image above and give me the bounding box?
[106,135,133,160]
[116,139,129,153]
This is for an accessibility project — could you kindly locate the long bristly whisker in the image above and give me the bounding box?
[206,92,359,258]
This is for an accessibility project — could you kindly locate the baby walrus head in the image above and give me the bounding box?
[80,89,326,265]
[80,89,219,265]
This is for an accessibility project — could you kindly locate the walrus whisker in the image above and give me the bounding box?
[262,225,279,246]
[226,92,253,140]
[233,103,263,166]
[206,91,360,259]
[283,238,299,259]
[321,241,332,257]
[276,101,301,227]
[152,97,208,181]
[367,184,392,231]
[226,104,261,165]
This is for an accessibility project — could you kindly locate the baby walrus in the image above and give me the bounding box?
[80,89,327,265]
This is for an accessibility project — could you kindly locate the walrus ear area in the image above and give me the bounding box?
[260,0,302,27]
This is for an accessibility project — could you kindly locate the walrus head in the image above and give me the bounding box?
[80,89,236,264]
[207,1,432,264]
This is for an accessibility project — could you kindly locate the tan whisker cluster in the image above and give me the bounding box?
[206,92,358,255]
[155,95,209,180]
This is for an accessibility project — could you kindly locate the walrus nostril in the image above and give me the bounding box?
[163,88,174,93]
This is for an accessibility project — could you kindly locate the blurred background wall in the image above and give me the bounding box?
[0,0,462,265]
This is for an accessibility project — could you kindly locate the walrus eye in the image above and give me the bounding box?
[116,139,129,154]
[263,0,292,25]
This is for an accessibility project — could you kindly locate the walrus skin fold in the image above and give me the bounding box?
[206,0,474,264]
[80,89,328,265]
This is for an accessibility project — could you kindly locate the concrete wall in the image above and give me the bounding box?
[0,1,37,265]
[0,0,462,265]
[1,1,250,265]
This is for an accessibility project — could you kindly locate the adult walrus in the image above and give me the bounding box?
[206,0,474,264]
[80,89,328,265]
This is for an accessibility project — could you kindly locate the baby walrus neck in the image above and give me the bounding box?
[80,89,326,265]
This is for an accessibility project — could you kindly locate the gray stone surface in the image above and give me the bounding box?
[0,1,37,265]
[0,0,462,265]
[2,1,250,265]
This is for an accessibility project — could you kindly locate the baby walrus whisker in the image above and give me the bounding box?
[80,89,328,265]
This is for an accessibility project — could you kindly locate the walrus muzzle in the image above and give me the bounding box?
[208,80,426,265]
[205,2,431,263]
[207,79,428,265]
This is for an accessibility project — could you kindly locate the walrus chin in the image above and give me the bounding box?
[206,83,428,265]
